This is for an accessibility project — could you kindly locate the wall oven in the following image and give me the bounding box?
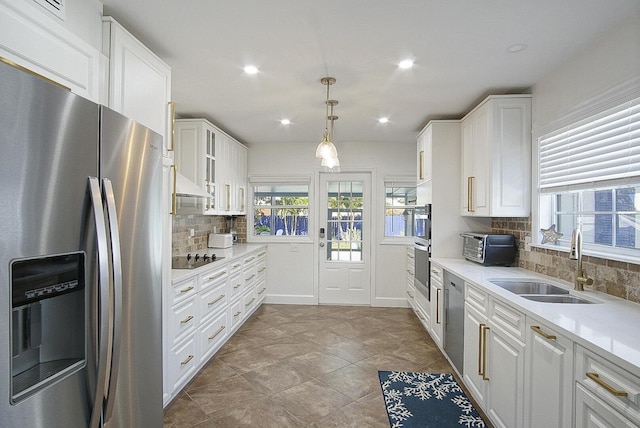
[414,204,431,300]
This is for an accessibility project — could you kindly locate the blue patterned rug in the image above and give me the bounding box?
[378,371,486,428]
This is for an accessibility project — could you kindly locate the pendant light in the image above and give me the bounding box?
[315,77,338,160]
[321,100,340,171]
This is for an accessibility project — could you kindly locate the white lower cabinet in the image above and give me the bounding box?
[524,318,573,428]
[429,266,444,349]
[575,345,640,426]
[164,246,267,406]
[463,282,525,428]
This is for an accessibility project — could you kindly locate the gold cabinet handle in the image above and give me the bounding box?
[233,283,242,290]
[240,187,245,212]
[408,253,415,259]
[168,101,175,151]
[482,325,490,380]
[233,263,242,269]
[208,294,225,306]
[245,298,255,307]
[246,257,255,263]
[179,286,194,294]
[436,288,441,324]
[406,291,414,299]
[407,269,413,274]
[170,165,177,215]
[180,315,194,325]
[586,372,628,397]
[419,150,424,180]
[225,184,231,211]
[531,325,556,340]
[233,310,241,318]
[180,355,194,366]
[258,267,266,273]
[258,288,266,295]
[208,272,226,280]
[208,325,225,341]
[467,176,475,213]
[246,274,255,281]
[258,251,266,257]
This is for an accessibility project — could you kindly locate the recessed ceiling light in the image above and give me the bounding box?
[280,119,291,125]
[507,44,527,53]
[378,117,389,124]
[244,65,259,74]
[398,59,414,69]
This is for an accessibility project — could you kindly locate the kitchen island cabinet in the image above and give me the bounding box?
[164,244,267,406]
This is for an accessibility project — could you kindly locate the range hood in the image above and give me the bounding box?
[175,171,211,198]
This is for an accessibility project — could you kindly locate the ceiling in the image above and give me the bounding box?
[101,0,640,147]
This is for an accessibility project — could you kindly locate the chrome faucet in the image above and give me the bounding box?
[569,228,593,291]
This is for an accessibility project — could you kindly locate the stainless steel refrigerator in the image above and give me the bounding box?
[0,59,163,427]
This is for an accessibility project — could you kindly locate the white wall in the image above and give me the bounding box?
[249,140,415,306]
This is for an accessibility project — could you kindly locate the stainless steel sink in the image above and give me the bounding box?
[489,280,569,295]
[521,294,595,304]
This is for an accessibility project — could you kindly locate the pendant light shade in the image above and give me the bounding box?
[315,131,338,159]
[315,77,340,166]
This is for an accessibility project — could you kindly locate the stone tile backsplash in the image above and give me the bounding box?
[172,215,247,256]
[492,217,640,304]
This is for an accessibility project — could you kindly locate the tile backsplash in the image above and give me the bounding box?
[492,217,640,304]
[172,215,247,256]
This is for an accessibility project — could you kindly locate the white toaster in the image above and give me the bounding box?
[208,233,233,248]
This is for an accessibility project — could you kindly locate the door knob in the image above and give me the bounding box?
[319,242,325,247]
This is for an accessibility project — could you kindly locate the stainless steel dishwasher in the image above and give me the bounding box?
[444,270,465,375]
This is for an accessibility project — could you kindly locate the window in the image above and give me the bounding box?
[252,183,309,236]
[384,184,417,237]
[537,95,640,259]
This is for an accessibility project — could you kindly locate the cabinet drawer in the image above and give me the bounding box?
[244,266,257,290]
[228,299,244,331]
[243,286,257,318]
[256,260,267,281]
[244,253,257,266]
[198,264,227,291]
[466,282,488,315]
[170,277,197,306]
[489,298,526,341]
[406,281,416,308]
[256,280,267,304]
[168,297,199,346]
[414,299,429,331]
[168,335,198,393]
[199,282,227,322]
[430,264,443,283]
[228,258,243,275]
[199,310,228,363]
[229,273,243,299]
[576,345,640,416]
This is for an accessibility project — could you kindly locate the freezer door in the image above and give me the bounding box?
[0,61,99,426]
[99,106,163,428]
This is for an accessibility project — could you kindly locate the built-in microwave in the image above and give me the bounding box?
[414,205,431,300]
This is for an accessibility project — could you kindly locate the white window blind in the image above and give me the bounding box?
[539,96,640,192]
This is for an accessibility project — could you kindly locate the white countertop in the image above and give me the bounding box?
[171,243,266,283]
[431,257,640,376]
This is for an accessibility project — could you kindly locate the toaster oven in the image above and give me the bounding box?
[460,232,517,266]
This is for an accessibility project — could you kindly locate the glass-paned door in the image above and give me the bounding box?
[319,172,371,305]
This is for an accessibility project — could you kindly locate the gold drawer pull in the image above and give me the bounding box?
[408,253,415,259]
[233,283,242,289]
[531,325,556,340]
[179,286,194,294]
[180,315,194,325]
[246,274,255,281]
[586,372,628,397]
[407,269,413,274]
[258,267,266,273]
[208,294,225,306]
[468,176,475,212]
[208,325,225,341]
[233,311,241,318]
[208,272,226,280]
[245,298,255,307]
[258,288,266,295]
[180,355,194,366]
[233,263,242,269]
[246,257,255,262]
[406,291,414,299]
[258,251,266,256]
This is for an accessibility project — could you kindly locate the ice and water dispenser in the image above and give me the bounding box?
[10,253,86,403]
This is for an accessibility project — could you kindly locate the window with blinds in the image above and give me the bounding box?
[537,96,640,260]
[539,97,640,192]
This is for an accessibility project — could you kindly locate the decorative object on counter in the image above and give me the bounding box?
[315,76,340,171]
[540,224,563,244]
[379,371,486,428]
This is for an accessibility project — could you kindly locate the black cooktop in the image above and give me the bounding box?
[171,254,224,269]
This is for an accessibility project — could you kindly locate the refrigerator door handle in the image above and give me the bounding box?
[101,178,123,423]
[87,177,111,428]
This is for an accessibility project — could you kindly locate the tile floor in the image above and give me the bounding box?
[163,304,488,427]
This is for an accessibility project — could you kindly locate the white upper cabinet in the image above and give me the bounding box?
[102,17,172,157]
[174,118,247,216]
[0,0,103,102]
[460,95,532,217]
